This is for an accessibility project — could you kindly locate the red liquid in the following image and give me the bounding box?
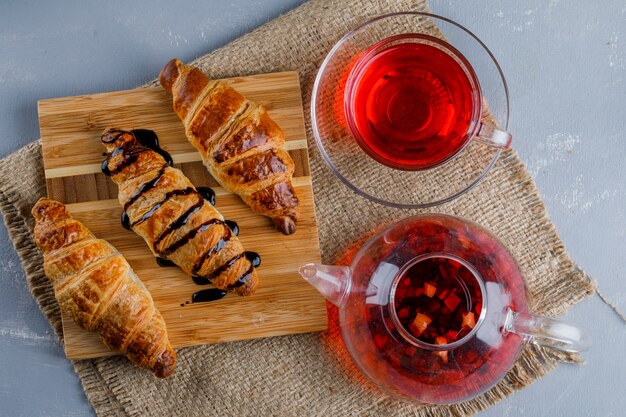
[341,215,528,404]
[394,256,483,345]
[346,36,480,170]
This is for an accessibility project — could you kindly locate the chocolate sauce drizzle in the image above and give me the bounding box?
[227,251,261,289]
[156,257,176,267]
[192,276,211,286]
[225,220,239,236]
[196,187,216,206]
[101,152,141,176]
[189,251,261,290]
[121,211,131,230]
[188,251,260,294]
[178,246,262,304]
[101,159,112,176]
[101,129,173,178]
[211,252,244,277]
[130,187,196,227]
[191,289,227,304]
[123,167,166,211]
[131,129,174,167]
[153,194,204,248]
[245,251,261,268]
[102,129,259,305]
[191,227,232,275]
[101,130,125,144]
[160,219,224,258]
[101,128,175,230]
[185,248,261,303]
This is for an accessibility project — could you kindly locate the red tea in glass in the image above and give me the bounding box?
[344,34,482,170]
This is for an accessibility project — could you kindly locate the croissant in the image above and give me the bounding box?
[159,59,300,235]
[101,128,259,296]
[32,198,176,378]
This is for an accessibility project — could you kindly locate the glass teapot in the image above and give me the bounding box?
[300,214,589,404]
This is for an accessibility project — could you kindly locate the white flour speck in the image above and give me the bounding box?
[163,27,188,47]
[495,8,536,32]
[607,33,624,69]
[548,0,561,12]
[550,176,618,215]
[0,59,37,85]
[557,175,585,212]
[0,320,55,346]
[527,132,581,177]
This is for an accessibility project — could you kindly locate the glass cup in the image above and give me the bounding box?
[312,12,513,207]
[344,33,511,171]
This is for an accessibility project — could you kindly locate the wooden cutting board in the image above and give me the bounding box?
[37,71,328,359]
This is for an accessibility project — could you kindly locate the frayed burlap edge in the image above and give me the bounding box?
[0,0,596,415]
[478,149,596,317]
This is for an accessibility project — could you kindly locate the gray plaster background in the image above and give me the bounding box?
[0,1,624,416]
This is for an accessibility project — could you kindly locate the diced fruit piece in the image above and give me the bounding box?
[423,282,437,298]
[411,313,432,336]
[374,334,387,349]
[439,264,450,280]
[434,350,448,363]
[465,350,478,362]
[474,301,482,315]
[434,336,449,363]
[445,330,458,341]
[462,312,476,329]
[398,307,410,319]
[438,289,450,300]
[444,292,462,311]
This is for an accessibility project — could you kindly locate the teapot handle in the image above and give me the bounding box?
[503,308,591,353]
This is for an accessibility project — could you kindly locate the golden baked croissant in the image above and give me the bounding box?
[32,198,176,378]
[101,128,259,296]
[159,59,300,235]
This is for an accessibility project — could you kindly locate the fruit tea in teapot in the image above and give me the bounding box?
[300,214,589,404]
[393,255,483,347]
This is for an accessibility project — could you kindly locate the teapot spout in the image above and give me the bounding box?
[299,263,351,307]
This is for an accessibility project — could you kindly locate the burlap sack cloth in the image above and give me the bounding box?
[0,0,595,416]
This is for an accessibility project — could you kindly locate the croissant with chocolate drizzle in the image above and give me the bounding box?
[159,59,300,235]
[101,128,259,296]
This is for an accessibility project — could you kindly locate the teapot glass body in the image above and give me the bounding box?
[300,214,589,404]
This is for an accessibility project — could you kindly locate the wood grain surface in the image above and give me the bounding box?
[37,71,327,359]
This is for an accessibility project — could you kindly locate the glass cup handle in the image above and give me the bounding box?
[475,123,513,149]
[503,308,591,353]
